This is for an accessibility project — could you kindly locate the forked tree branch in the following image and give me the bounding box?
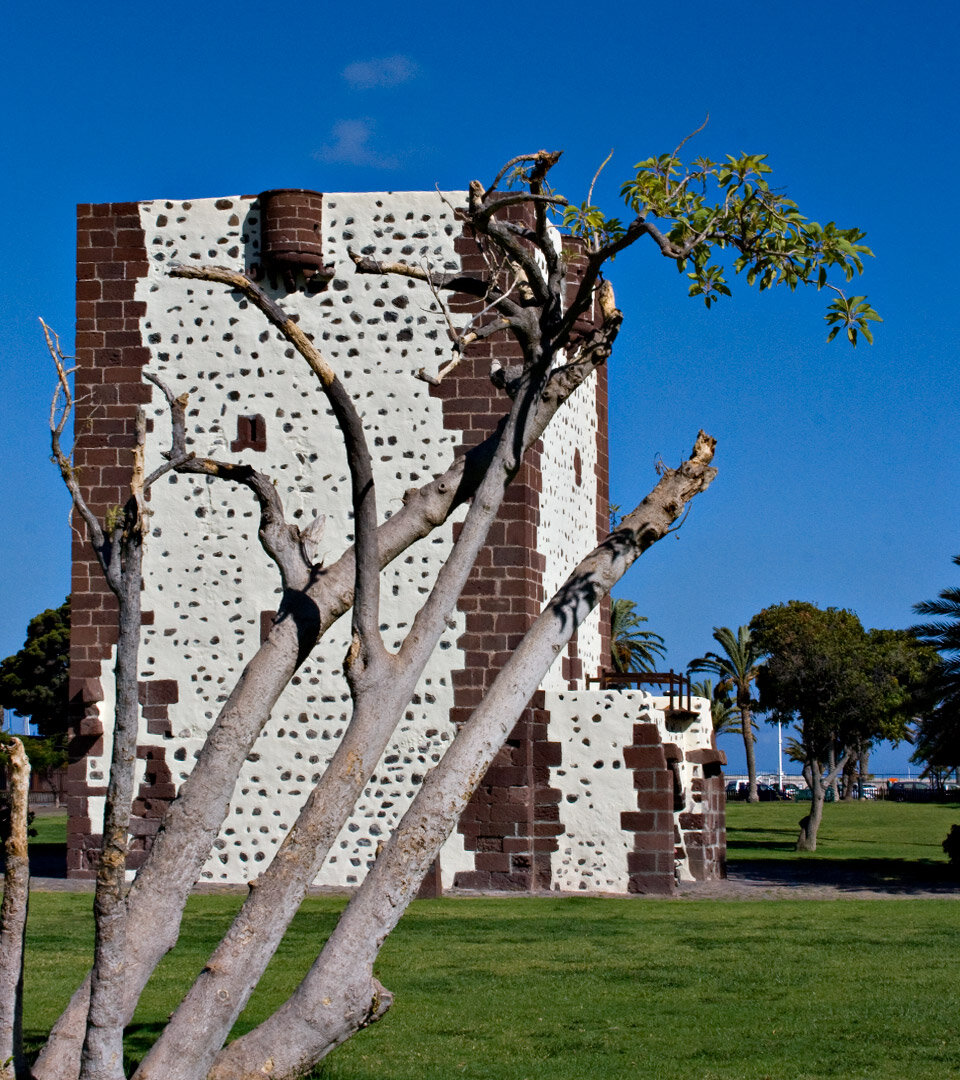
[169,263,386,666]
[33,270,626,1080]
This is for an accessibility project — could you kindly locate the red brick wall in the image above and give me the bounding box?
[68,203,153,876]
[429,207,565,889]
[594,359,611,667]
[620,722,678,895]
[69,204,177,877]
[684,757,727,881]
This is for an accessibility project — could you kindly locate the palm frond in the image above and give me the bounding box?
[610,598,666,673]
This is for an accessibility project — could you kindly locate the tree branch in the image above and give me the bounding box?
[210,431,717,1079]
[34,273,625,1080]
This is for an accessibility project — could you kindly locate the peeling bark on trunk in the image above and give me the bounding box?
[0,739,30,1080]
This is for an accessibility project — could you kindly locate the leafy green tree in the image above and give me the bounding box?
[564,144,880,341]
[910,555,960,781]
[610,599,666,672]
[0,600,70,805]
[689,626,765,801]
[0,599,70,738]
[750,603,934,850]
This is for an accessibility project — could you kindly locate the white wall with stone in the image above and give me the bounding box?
[547,690,715,891]
[78,189,613,889]
[538,374,603,690]
[545,689,659,892]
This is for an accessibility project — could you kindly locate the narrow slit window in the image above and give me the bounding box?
[231,414,267,453]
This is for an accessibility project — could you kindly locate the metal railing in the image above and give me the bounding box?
[585,669,694,712]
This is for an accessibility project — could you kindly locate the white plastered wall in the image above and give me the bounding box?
[79,189,611,890]
[547,691,715,891]
[545,689,657,892]
[75,191,485,885]
[538,374,603,690]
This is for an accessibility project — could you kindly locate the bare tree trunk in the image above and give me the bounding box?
[841,753,857,801]
[209,432,717,1080]
[79,543,142,1080]
[132,297,548,1080]
[797,750,850,851]
[742,701,759,802]
[826,742,840,801]
[858,746,871,792]
[0,739,30,1080]
[796,762,823,851]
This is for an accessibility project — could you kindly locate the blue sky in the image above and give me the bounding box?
[1,0,957,775]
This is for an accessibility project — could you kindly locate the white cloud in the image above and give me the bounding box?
[342,55,418,90]
[313,119,399,170]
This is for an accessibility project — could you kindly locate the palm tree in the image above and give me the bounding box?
[610,599,667,673]
[690,677,738,736]
[911,555,960,778]
[689,625,766,802]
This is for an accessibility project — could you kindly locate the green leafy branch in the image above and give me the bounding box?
[552,135,878,341]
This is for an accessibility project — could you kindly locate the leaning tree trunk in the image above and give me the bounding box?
[825,742,840,802]
[858,746,871,793]
[0,738,30,1080]
[841,754,857,801]
[131,349,536,1080]
[33,302,621,1080]
[797,749,850,851]
[207,431,717,1080]
[796,761,824,852]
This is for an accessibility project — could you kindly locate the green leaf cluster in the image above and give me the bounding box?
[609,598,666,673]
[624,152,874,308]
[690,677,740,735]
[910,554,960,773]
[561,201,626,250]
[557,146,877,337]
[825,294,882,346]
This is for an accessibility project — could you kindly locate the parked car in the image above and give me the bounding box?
[887,781,934,802]
[756,782,781,802]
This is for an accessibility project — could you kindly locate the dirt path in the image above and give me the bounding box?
[676,861,960,900]
[28,863,960,901]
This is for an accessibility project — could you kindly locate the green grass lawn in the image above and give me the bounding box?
[28,809,67,846]
[726,799,960,863]
[16,803,960,1077]
[21,892,960,1080]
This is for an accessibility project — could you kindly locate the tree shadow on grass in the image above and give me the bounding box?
[0,843,67,878]
[727,837,796,854]
[727,856,959,894]
[119,1022,167,1072]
